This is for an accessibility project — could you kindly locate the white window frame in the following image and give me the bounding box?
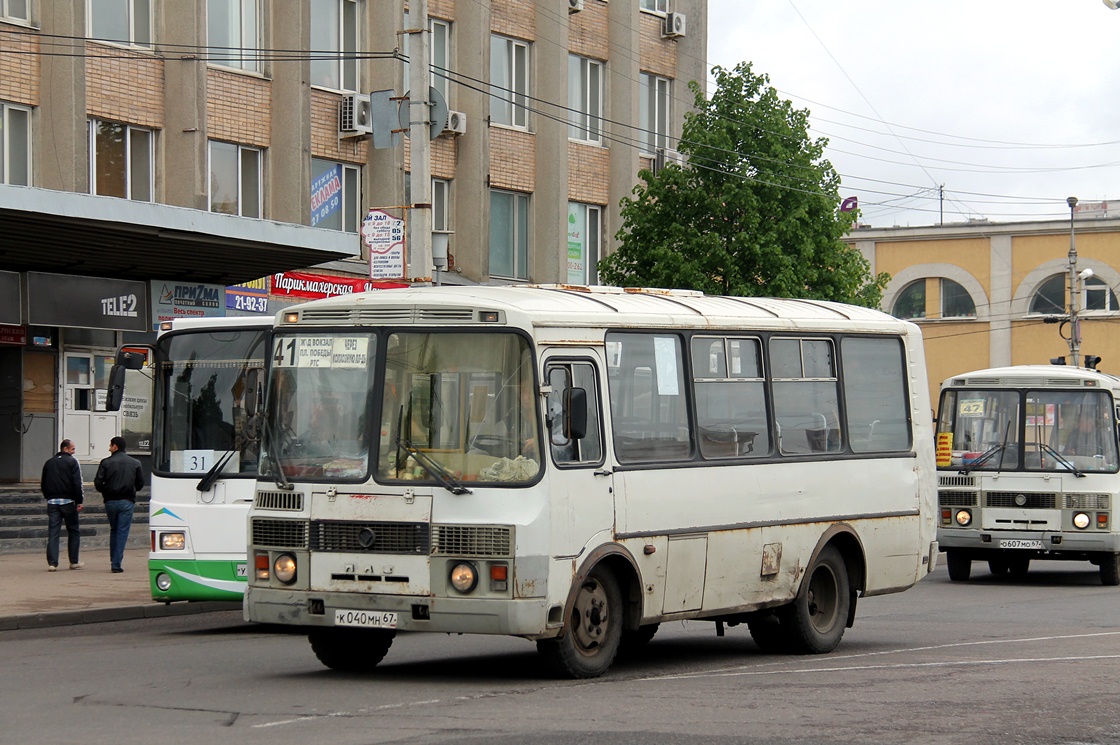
[310,158,360,232]
[568,55,603,144]
[88,0,151,47]
[640,72,671,155]
[208,140,262,218]
[1,102,31,186]
[1,0,30,23]
[1083,276,1119,314]
[640,0,669,13]
[433,178,450,232]
[89,119,153,201]
[402,13,452,103]
[310,0,358,92]
[567,202,601,285]
[490,34,529,129]
[489,189,530,280]
[207,0,261,73]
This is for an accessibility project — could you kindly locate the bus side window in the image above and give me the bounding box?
[546,362,603,466]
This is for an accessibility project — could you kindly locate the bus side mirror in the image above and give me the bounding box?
[245,368,261,414]
[115,349,146,370]
[565,387,588,440]
[106,365,126,412]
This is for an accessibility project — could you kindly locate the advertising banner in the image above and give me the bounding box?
[363,209,406,279]
[151,281,226,329]
[272,271,408,301]
[311,165,343,227]
[27,272,149,331]
[226,276,270,314]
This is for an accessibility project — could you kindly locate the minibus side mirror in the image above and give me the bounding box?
[105,365,127,412]
[565,387,588,440]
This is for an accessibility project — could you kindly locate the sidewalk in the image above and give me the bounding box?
[0,546,239,631]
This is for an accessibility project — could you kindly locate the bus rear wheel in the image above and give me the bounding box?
[782,545,850,655]
[746,611,791,654]
[946,551,971,581]
[537,565,623,678]
[619,623,660,658]
[1100,553,1120,586]
[308,627,395,672]
[988,559,1009,575]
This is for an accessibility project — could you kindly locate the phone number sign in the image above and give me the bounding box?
[363,209,406,280]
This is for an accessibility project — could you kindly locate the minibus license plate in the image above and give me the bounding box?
[334,609,398,629]
[235,563,247,578]
[999,539,1042,549]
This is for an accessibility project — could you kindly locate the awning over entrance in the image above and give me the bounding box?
[0,185,359,285]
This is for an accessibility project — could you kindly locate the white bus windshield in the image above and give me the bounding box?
[938,388,1119,474]
[156,327,269,476]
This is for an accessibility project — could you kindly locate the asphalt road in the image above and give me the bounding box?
[4,561,1120,745]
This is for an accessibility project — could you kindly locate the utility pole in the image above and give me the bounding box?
[1067,196,1081,367]
[406,0,432,282]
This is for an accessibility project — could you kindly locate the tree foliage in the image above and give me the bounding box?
[599,63,888,307]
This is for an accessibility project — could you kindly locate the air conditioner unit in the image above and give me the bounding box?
[338,94,373,137]
[443,110,467,136]
[568,0,584,12]
[662,11,686,38]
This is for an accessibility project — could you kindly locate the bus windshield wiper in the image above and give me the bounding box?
[1037,442,1085,478]
[397,433,472,495]
[196,449,237,492]
[260,415,293,491]
[958,444,1007,475]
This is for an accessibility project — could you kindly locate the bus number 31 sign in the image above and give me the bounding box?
[363,209,406,280]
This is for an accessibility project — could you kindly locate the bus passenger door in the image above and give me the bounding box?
[542,355,613,557]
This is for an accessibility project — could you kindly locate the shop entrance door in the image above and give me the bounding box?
[63,352,118,460]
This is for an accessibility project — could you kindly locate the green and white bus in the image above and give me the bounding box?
[244,285,938,678]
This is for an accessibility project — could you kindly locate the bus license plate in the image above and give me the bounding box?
[334,609,398,629]
[999,539,1042,550]
[235,563,247,578]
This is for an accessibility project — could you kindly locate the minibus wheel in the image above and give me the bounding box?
[782,545,850,654]
[537,565,622,678]
[946,551,972,581]
[1100,553,1120,586]
[308,628,395,672]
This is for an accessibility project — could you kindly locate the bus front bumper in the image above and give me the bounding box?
[938,528,1120,556]
[244,585,556,639]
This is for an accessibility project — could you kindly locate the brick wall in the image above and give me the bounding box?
[489,126,534,192]
[0,21,38,106]
[567,141,608,204]
[85,42,163,127]
[311,89,368,163]
[639,12,677,77]
[569,0,609,60]
[206,69,271,148]
[491,0,534,39]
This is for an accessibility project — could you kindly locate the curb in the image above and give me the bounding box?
[0,600,242,631]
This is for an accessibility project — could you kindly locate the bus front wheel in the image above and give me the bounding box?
[309,628,395,672]
[1100,553,1120,586]
[782,545,850,655]
[946,551,971,581]
[537,565,623,678]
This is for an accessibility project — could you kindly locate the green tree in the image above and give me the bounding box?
[600,62,888,307]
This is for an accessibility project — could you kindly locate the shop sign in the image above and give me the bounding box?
[272,271,407,300]
[226,277,270,314]
[363,209,406,280]
[0,271,19,325]
[0,324,26,346]
[151,280,226,329]
[26,272,149,332]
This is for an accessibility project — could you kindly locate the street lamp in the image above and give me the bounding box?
[1067,196,1083,367]
[1105,0,1120,9]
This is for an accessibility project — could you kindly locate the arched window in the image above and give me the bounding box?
[1029,274,1119,315]
[940,279,976,318]
[892,280,925,319]
[1029,275,1066,315]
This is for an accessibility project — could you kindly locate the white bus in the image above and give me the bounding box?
[936,365,1120,585]
[113,317,272,602]
[244,285,938,678]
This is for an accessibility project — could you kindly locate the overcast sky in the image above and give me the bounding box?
[705,1,1120,228]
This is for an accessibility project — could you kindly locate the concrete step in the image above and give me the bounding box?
[0,484,151,554]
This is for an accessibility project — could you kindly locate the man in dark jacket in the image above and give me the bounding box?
[41,438,85,571]
[94,436,145,573]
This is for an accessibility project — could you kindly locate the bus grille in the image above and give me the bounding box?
[251,518,308,549]
[311,521,430,554]
[431,525,512,557]
[939,490,978,507]
[255,491,304,511]
[939,475,976,488]
[1064,493,1110,510]
[986,492,1056,509]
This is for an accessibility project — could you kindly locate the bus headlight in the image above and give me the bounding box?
[1073,512,1091,530]
[449,562,478,593]
[954,509,972,527]
[159,532,185,550]
[273,553,297,584]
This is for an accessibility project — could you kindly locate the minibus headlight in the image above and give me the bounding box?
[450,562,478,593]
[1073,512,1091,530]
[159,532,185,550]
[954,509,972,527]
[273,553,297,584]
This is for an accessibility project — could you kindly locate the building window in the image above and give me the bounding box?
[207,0,260,72]
[2,0,30,22]
[640,0,669,12]
[892,280,925,320]
[88,0,151,47]
[209,140,261,217]
[90,119,153,201]
[640,73,670,154]
[1,102,31,186]
[490,35,528,129]
[490,190,529,280]
[401,13,451,102]
[1084,276,1118,313]
[310,158,359,232]
[568,55,603,144]
[310,0,357,92]
[433,178,450,232]
[1027,274,1118,315]
[940,279,976,318]
[1029,274,1066,315]
[567,203,601,285]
